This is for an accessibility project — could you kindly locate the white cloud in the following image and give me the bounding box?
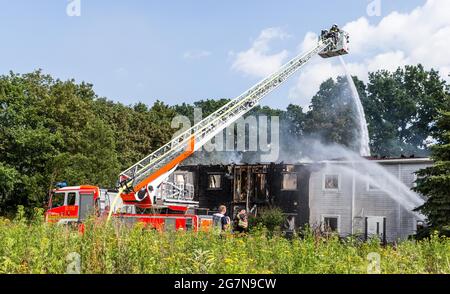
[288,59,344,107]
[231,27,290,78]
[290,0,450,107]
[367,50,409,73]
[298,32,318,53]
[183,50,212,60]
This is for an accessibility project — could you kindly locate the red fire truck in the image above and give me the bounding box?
[45,185,213,231]
[45,25,349,231]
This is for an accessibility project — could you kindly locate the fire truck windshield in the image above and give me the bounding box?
[51,192,65,208]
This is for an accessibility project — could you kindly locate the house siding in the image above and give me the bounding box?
[308,159,432,242]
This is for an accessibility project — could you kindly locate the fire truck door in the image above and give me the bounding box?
[64,192,78,220]
[79,193,95,221]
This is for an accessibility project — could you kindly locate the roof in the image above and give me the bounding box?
[367,157,433,164]
[180,157,433,167]
[54,185,99,192]
[316,157,432,165]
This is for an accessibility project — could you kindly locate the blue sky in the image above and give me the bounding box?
[1,0,445,109]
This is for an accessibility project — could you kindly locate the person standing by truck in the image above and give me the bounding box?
[212,205,230,233]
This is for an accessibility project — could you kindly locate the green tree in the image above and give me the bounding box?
[414,109,450,233]
[0,71,122,214]
[0,163,19,215]
[172,98,231,122]
[303,76,363,152]
[365,65,447,156]
[0,71,62,212]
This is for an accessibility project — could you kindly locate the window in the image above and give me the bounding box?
[234,168,248,201]
[323,216,339,232]
[412,174,418,188]
[366,216,385,239]
[208,174,222,189]
[255,173,268,200]
[282,173,298,190]
[175,174,186,185]
[367,175,383,191]
[368,181,380,191]
[67,192,77,206]
[324,174,339,190]
[51,193,65,208]
[412,173,424,188]
[284,165,295,172]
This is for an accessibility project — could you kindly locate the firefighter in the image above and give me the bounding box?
[329,24,340,47]
[212,205,230,232]
[330,24,339,33]
[233,208,249,234]
[321,29,329,41]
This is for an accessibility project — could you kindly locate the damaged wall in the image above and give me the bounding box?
[173,163,311,228]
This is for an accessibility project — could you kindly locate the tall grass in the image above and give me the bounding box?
[0,208,449,274]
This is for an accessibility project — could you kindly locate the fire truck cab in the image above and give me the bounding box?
[45,186,107,224]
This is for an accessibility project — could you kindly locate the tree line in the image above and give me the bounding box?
[0,65,449,229]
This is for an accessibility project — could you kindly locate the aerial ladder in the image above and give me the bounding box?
[116,25,350,212]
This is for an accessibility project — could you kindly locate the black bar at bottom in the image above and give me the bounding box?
[0,274,448,292]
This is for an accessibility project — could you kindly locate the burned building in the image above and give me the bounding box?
[170,164,311,227]
[171,157,432,241]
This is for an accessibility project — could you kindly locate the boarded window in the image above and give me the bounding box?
[323,217,339,232]
[282,173,297,190]
[67,192,77,206]
[208,174,222,189]
[324,175,339,190]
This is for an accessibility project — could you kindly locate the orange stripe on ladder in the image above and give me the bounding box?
[133,136,195,192]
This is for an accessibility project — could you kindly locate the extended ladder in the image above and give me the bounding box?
[119,39,333,202]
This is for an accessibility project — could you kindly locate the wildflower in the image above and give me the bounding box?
[224,258,233,264]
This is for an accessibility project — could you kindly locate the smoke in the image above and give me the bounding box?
[181,115,280,165]
[178,61,373,166]
[183,150,244,166]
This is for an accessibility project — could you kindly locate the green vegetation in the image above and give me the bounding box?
[0,65,449,224]
[415,111,450,235]
[0,71,176,215]
[365,65,448,156]
[0,209,449,274]
[250,207,285,232]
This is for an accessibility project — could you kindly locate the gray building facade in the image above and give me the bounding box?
[308,158,432,242]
